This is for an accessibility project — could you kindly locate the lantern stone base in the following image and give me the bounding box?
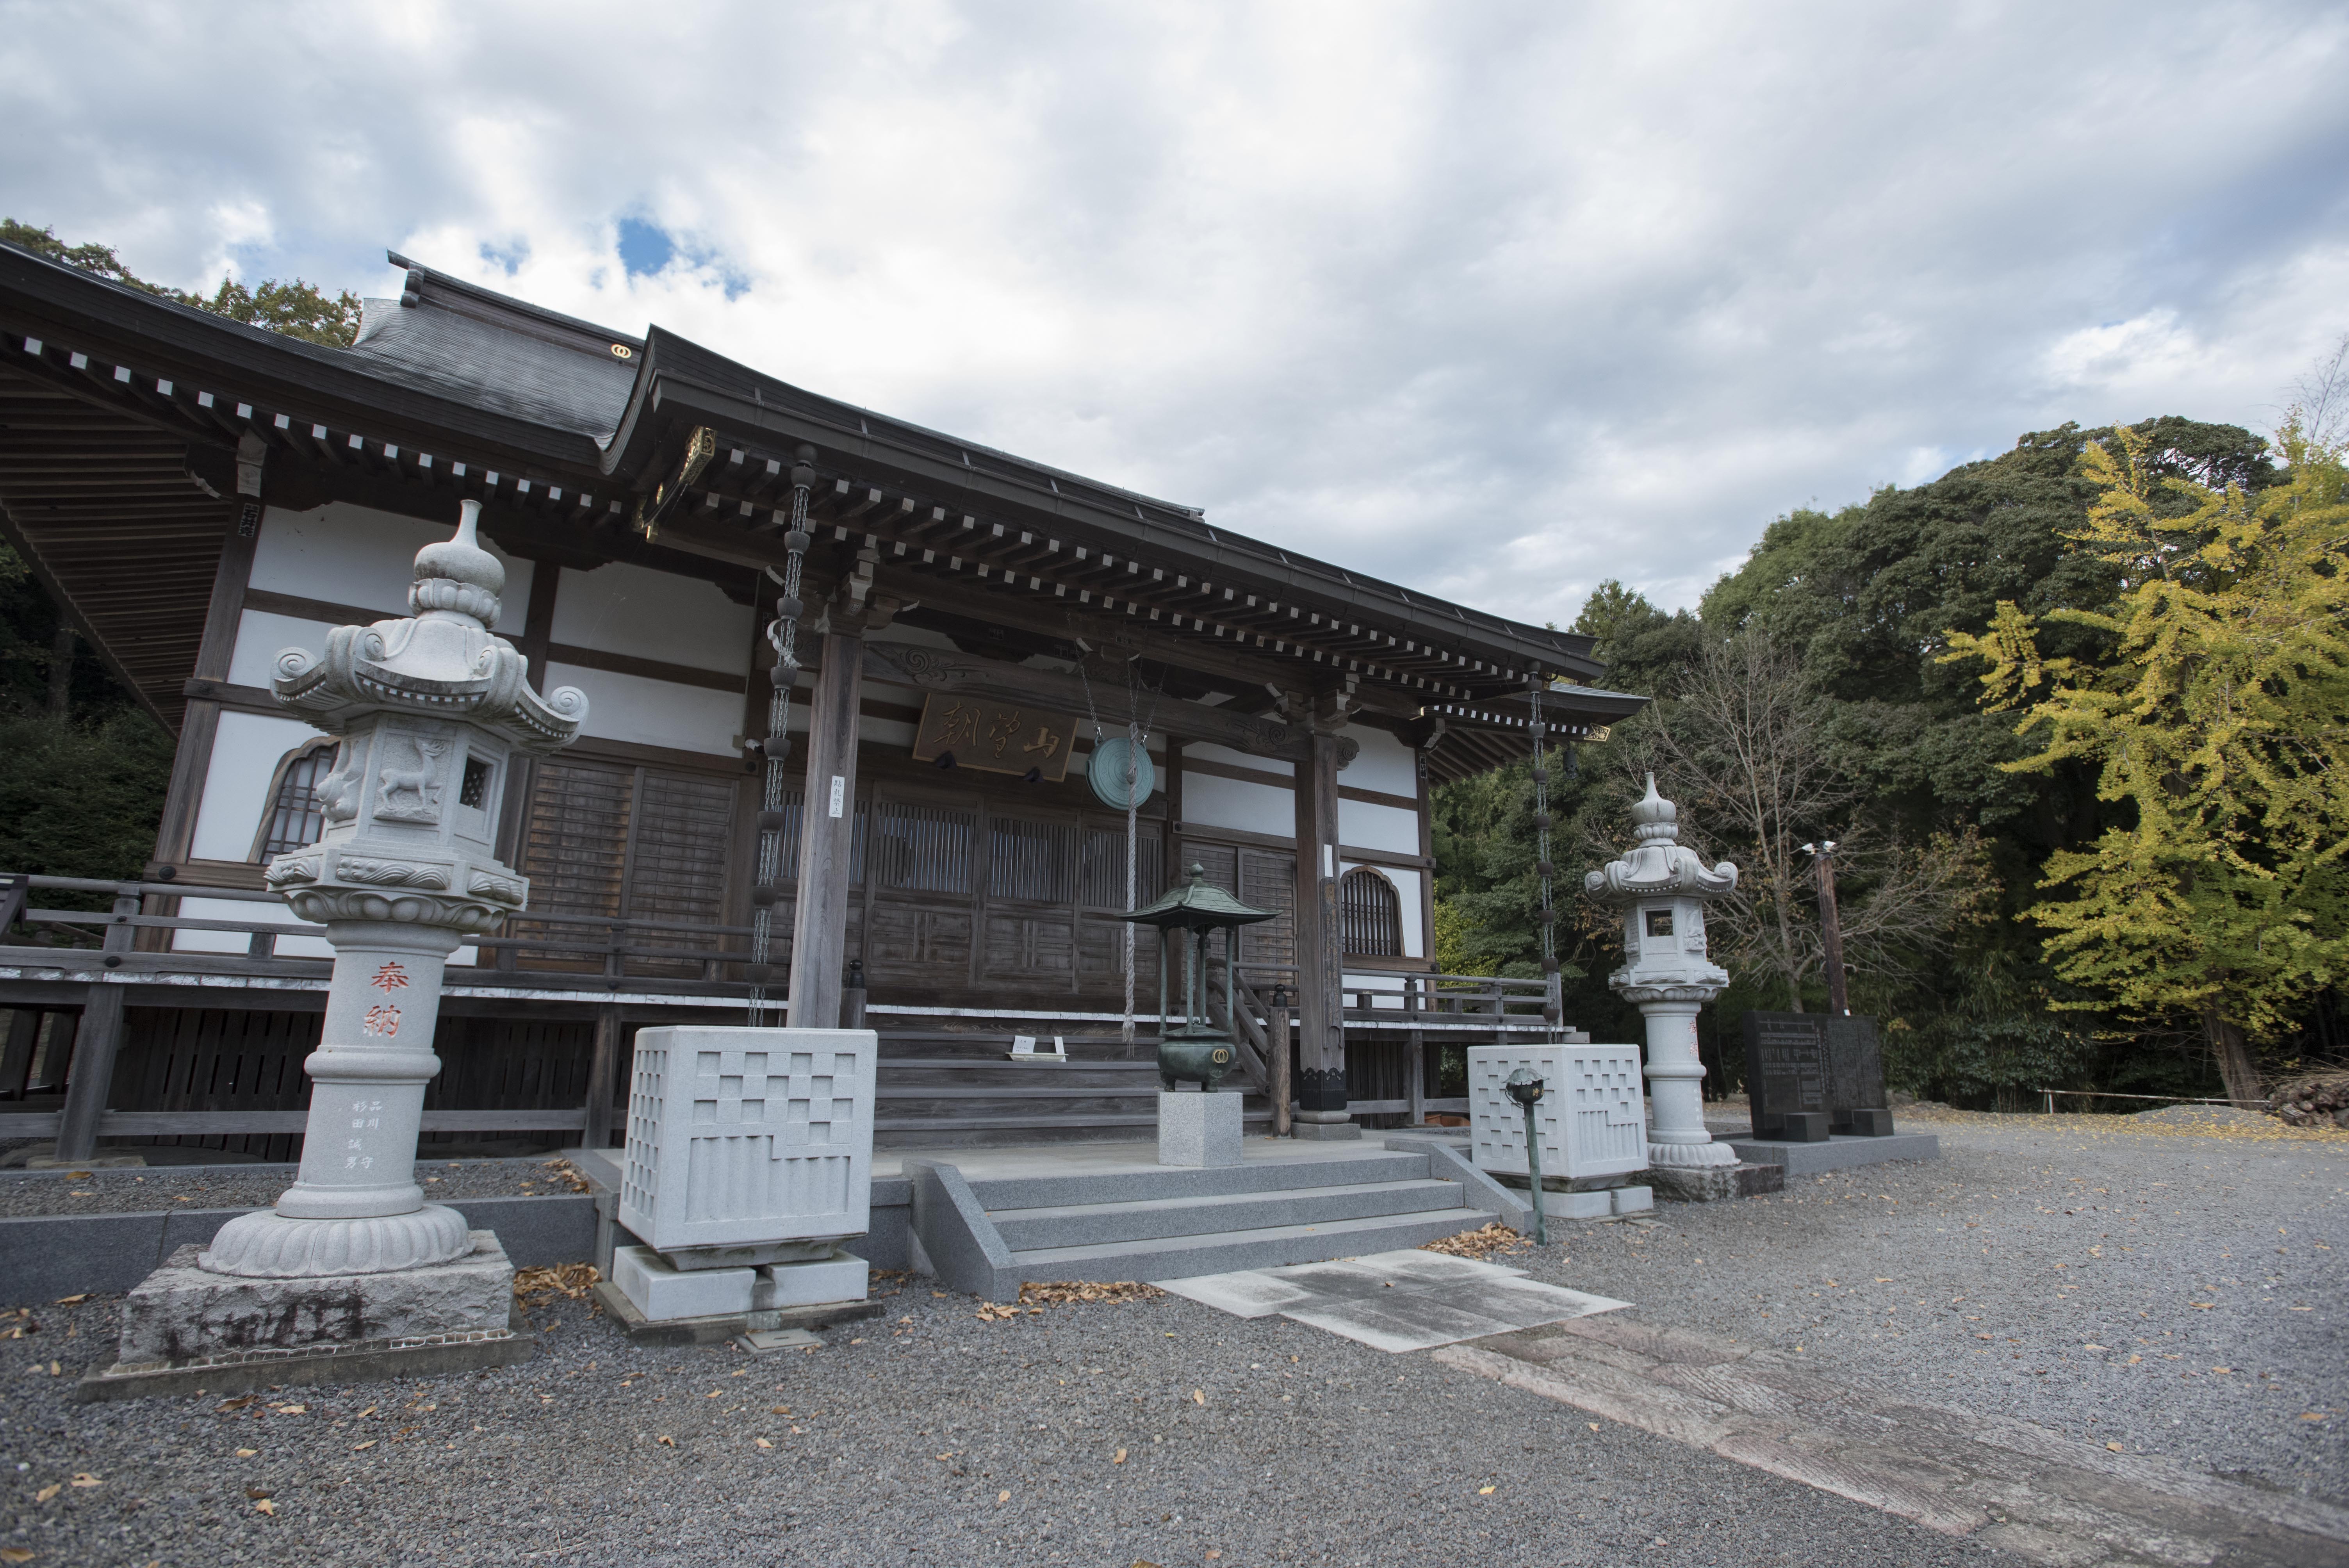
[1645,1161,1786,1203]
[1158,1089,1244,1167]
[79,1232,526,1400]
[1289,1112,1362,1142]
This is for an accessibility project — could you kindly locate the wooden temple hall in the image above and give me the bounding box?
[0,241,1646,1164]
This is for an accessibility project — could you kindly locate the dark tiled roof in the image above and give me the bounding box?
[348,296,636,443]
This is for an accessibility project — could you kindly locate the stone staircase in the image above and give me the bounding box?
[907,1142,1519,1300]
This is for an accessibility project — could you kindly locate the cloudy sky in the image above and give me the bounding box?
[5,2,2345,626]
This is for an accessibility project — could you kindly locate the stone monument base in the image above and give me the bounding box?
[78,1232,528,1402]
[1158,1089,1243,1166]
[612,1244,869,1321]
[1492,1171,1656,1219]
[592,1279,885,1347]
[1646,1161,1786,1203]
[1726,1131,1941,1176]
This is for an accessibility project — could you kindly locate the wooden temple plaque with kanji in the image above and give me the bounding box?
[910,692,1076,781]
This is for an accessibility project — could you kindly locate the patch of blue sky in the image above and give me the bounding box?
[615,214,749,299]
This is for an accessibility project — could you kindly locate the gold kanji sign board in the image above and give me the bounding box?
[910,692,1075,781]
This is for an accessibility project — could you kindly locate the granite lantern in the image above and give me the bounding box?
[1584,775,1740,1173]
[198,499,586,1278]
[91,501,586,1394]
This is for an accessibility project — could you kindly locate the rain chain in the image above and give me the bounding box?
[747,453,817,1025]
[1530,679,1563,1037]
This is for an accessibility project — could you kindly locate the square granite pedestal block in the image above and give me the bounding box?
[78,1232,529,1401]
[1645,1162,1787,1203]
[1158,1089,1244,1167]
[611,1244,873,1333]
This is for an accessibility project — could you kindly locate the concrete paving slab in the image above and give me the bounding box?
[1150,1270,1321,1318]
[1283,1290,1523,1353]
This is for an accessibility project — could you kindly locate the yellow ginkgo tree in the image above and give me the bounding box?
[1943,421,2349,1105]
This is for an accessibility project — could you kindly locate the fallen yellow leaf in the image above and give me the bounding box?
[754,1438,773,1450]
[34,1484,60,1503]
[46,1362,59,1377]
[656,1436,675,1447]
[68,1475,99,1489]
[1478,1485,1496,1495]
[52,1295,87,1306]
[253,1499,276,1517]
[357,1406,376,1418]
[997,1490,1011,1504]
[2212,1367,2233,1374]
[0,1545,34,1562]
[1191,1389,1205,1406]
[2107,1441,2124,1452]
[235,1449,258,1458]
[1587,1423,1600,1432]
[351,1440,376,1452]
[1113,1448,1127,1464]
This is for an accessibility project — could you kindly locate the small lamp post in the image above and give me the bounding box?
[1503,1067,1549,1246]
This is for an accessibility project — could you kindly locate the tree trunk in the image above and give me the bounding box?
[46,626,73,720]
[2203,1008,2263,1106]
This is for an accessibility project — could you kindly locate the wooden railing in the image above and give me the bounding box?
[1,871,762,985]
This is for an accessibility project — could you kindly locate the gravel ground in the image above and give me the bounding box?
[1521,1110,2347,1496]
[0,1112,2338,1567]
[0,1158,584,1217]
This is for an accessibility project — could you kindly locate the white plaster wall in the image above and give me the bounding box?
[1178,770,1294,838]
[1183,741,1290,776]
[1337,798,1421,855]
[552,563,751,674]
[1343,726,1420,798]
[544,662,742,757]
[253,502,530,636]
[228,608,338,689]
[169,896,335,959]
[189,709,319,863]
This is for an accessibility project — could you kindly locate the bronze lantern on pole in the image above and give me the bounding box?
[1118,864,1277,1091]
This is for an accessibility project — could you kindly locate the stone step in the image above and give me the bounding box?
[962,1150,1431,1212]
[1004,1205,1494,1289]
[988,1178,1468,1251]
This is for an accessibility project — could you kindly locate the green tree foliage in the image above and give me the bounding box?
[1944,422,2349,1104]
[0,219,361,347]
[1433,415,2287,1107]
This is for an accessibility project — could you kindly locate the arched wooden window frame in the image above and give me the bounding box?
[1339,866,1404,957]
[248,737,339,862]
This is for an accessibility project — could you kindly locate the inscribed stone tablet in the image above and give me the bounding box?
[1741,1012,1829,1137]
[1825,1016,1889,1131]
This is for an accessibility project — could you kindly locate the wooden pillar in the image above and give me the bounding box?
[55,886,142,1160]
[0,1009,39,1098]
[53,984,126,1161]
[788,621,866,1030]
[1290,723,1353,1137]
[583,1005,624,1149]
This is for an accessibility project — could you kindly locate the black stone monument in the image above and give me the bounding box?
[1741,1012,1895,1139]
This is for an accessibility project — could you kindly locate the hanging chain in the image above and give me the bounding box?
[1530,678,1562,1040]
[747,459,816,1026]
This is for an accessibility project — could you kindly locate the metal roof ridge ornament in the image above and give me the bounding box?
[271,499,588,748]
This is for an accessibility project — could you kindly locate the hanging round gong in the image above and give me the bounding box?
[1086,736,1156,809]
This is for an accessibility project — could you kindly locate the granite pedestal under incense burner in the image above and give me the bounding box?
[1119,865,1276,1165]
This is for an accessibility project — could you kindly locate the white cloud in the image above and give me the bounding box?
[4,0,2346,632]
